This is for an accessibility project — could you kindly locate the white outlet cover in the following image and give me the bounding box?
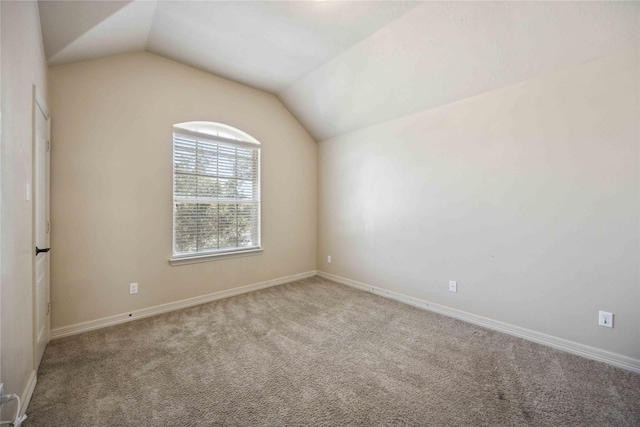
[327,255,331,263]
[449,280,457,292]
[598,311,613,328]
[130,282,139,294]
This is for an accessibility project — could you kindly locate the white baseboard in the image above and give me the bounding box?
[51,271,317,340]
[21,369,37,418]
[317,271,640,374]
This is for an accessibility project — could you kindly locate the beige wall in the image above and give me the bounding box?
[317,51,640,361]
[0,0,48,413]
[48,52,316,330]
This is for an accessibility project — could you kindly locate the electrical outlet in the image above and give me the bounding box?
[327,255,331,263]
[129,283,139,294]
[598,311,613,328]
[449,280,457,292]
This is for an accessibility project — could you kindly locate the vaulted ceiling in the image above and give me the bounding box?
[38,1,639,141]
[38,1,420,92]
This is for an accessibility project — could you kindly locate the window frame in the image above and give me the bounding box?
[169,122,262,266]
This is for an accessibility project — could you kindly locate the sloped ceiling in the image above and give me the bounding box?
[38,0,420,92]
[280,1,640,141]
[39,1,157,66]
[38,1,639,142]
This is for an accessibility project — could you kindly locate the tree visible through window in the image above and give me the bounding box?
[173,122,260,257]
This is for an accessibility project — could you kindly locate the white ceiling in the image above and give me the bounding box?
[39,1,156,67]
[38,0,420,93]
[280,1,640,141]
[38,1,638,142]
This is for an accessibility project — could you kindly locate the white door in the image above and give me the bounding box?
[34,88,50,368]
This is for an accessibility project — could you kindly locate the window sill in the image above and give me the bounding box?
[169,248,263,266]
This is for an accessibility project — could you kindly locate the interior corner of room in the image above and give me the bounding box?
[0,0,639,425]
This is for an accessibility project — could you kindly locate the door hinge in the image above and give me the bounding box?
[46,140,50,151]
[47,303,51,315]
[47,221,50,233]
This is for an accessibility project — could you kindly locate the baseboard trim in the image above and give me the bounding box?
[51,271,318,340]
[21,369,37,417]
[317,271,640,374]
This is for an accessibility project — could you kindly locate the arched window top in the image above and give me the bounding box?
[174,121,260,145]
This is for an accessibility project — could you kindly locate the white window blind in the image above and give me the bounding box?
[173,123,260,258]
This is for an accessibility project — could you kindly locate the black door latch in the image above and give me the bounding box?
[35,246,51,256]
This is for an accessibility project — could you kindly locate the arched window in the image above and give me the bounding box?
[171,121,261,263]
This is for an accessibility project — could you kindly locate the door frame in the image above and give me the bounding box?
[32,85,50,370]
[0,0,3,393]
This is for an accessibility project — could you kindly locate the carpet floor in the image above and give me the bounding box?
[25,276,640,426]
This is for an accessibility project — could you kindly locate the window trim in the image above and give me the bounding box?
[170,122,262,265]
[169,248,263,266]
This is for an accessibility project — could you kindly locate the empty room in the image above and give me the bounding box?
[1,0,639,425]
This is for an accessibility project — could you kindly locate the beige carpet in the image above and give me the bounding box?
[25,276,640,426]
